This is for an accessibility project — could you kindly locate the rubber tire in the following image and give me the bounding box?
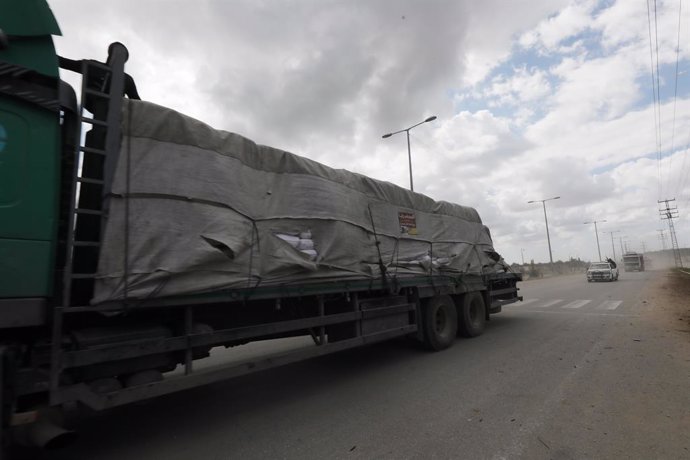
[422,295,458,351]
[458,291,486,338]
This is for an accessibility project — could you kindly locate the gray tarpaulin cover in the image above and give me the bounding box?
[93,100,506,304]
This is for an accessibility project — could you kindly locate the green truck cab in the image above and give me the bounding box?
[0,0,63,305]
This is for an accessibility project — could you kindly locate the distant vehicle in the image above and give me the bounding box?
[622,252,645,272]
[586,262,619,282]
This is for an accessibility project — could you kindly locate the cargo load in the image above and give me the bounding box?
[94,100,505,304]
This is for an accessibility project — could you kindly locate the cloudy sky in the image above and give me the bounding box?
[52,0,690,264]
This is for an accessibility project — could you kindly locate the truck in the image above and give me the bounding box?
[622,252,645,272]
[0,1,522,450]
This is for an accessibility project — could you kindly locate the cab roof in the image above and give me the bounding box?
[0,0,61,36]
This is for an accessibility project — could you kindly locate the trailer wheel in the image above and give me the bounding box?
[458,292,486,338]
[422,295,457,351]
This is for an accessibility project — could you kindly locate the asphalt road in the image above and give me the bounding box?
[31,269,689,459]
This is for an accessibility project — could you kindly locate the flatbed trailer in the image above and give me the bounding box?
[44,271,520,412]
[0,2,521,450]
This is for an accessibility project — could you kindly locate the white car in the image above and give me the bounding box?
[586,262,619,282]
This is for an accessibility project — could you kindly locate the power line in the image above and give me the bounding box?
[673,124,690,200]
[668,0,683,193]
[647,0,663,198]
[654,0,663,197]
[676,127,690,207]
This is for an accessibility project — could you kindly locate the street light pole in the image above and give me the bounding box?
[584,219,607,261]
[382,115,437,192]
[527,196,560,264]
[406,130,413,191]
[605,230,620,261]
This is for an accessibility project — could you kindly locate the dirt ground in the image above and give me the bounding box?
[640,269,690,340]
[521,269,690,459]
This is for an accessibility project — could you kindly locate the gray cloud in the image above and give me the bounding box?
[54,0,677,264]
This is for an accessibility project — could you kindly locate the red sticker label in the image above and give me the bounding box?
[398,211,418,235]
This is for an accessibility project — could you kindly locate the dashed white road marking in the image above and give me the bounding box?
[514,298,624,313]
[538,299,564,308]
[561,299,592,309]
[596,300,623,310]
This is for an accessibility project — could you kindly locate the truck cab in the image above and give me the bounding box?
[0,0,65,324]
[623,253,645,272]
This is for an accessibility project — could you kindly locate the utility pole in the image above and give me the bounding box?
[584,219,606,261]
[657,229,667,250]
[521,248,525,265]
[641,241,647,253]
[658,199,683,268]
[618,236,625,257]
[528,196,560,264]
[604,230,620,261]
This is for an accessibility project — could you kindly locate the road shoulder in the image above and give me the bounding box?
[519,270,690,459]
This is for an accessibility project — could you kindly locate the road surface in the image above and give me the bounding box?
[24,270,690,459]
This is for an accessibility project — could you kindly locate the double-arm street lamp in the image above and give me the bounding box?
[528,196,560,264]
[382,115,437,192]
[584,219,607,261]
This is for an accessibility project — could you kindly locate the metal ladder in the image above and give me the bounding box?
[50,44,130,404]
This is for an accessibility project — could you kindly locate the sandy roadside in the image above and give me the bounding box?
[647,269,690,340]
[520,269,690,459]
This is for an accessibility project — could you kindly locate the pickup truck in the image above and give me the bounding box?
[586,262,619,282]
